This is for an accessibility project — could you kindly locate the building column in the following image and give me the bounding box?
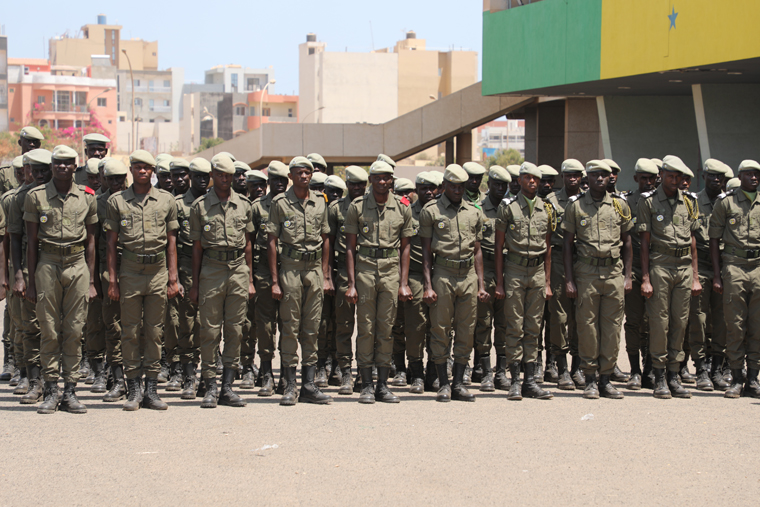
[445,138,455,166]
[455,132,472,165]
[691,84,711,165]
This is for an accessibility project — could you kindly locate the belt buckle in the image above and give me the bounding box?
[748,249,760,259]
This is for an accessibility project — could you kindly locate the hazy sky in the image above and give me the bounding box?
[3,0,483,94]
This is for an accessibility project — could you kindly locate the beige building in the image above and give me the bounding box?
[299,31,477,124]
[49,15,157,71]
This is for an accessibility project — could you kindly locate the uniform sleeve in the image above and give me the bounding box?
[475,208,484,242]
[327,203,338,237]
[636,197,652,233]
[708,199,727,239]
[418,207,433,238]
[620,201,634,233]
[0,204,5,236]
[495,203,509,232]
[8,195,23,235]
[265,199,281,238]
[320,202,329,235]
[563,201,577,235]
[343,201,360,235]
[689,205,700,232]
[188,202,202,241]
[245,201,255,234]
[22,191,40,223]
[400,203,414,238]
[165,196,179,232]
[104,195,120,232]
[85,194,98,225]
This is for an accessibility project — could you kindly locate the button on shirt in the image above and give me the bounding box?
[104,185,178,254]
[419,193,484,260]
[189,189,254,250]
[24,181,97,247]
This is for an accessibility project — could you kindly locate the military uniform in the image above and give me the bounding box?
[623,187,650,376]
[328,195,356,375]
[1,166,20,382]
[0,165,19,195]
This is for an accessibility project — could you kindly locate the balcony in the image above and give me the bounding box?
[32,103,90,117]
[149,105,171,113]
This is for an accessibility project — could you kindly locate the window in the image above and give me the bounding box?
[249,107,256,116]
[135,79,140,87]
[74,91,87,106]
[308,48,315,55]
[119,117,125,122]
[163,80,170,88]
[24,66,29,75]
[288,108,293,118]
[164,119,170,123]
[163,99,170,107]
[9,88,14,93]
[149,99,155,110]
[108,120,112,124]
[97,97,107,107]
[152,52,156,56]
[56,91,70,111]
[75,120,84,128]
[149,119,155,123]
[235,105,246,116]
[246,77,259,91]
[231,73,238,92]
[37,96,45,104]
[134,98,142,106]
[262,108,271,117]
[148,80,154,90]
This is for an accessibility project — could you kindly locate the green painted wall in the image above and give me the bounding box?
[482,0,603,96]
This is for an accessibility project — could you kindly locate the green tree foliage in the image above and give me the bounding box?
[194,137,225,154]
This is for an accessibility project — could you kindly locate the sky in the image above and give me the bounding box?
[2,0,483,95]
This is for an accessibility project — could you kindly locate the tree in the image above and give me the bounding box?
[194,137,225,154]
[485,148,523,169]
[426,154,445,167]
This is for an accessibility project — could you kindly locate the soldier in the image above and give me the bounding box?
[393,178,414,200]
[603,159,621,194]
[564,160,633,399]
[307,153,328,174]
[344,160,413,403]
[428,171,444,198]
[188,154,254,409]
[462,161,486,205]
[96,158,129,402]
[246,170,268,200]
[688,159,729,391]
[623,159,659,390]
[651,158,664,188]
[310,171,327,194]
[155,158,174,193]
[710,159,760,398]
[506,165,521,198]
[420,164,488,402]
[84,159,102,192]
[494,162,554,401]
[252,161,289,397]
[377,154,396,170]
[268,156,333,406]
[536,164,560,382]
[232,161,250,197]
[170,158,210,399]
[538,165,558,199]
[327,166,368,395]
[106,149,180,411]
[638,155,701,399]
[25,145,98,414]
[74,133,110,187]
[473,166,511,392]
[547,159,583,390]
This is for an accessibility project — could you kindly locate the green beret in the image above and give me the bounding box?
[23,149,52,166]
[211,154,235,174]
[724,165,734,179]
[20,126,44,141]
[156,159,172,174]
[602,158,621,172]
[83,133,110,145]
[488,166,511,183]
[325,175,347,191]
[520,162,542,178]
[267,161,289,178]
[739,159,760,172]
[12,156,24,169]
[428,171,444,186]
[85,158,101,175]
[52,145,79,163]
[444,164,468,184]
[130,150,156,166]
[634,158,659,175]
[726,177,740,190]
[369,160,394,175]
[189,158,211,174]
[539,165,558,177]
[170,158,190,170]
[506,164,521,178]
[307,153,327,169]
[103,158,128,177]
[561,159,584,173]
[651,158,663,169]
[394,178,414,192]
[289,156,314,171]
[662,155,690,174]
[377,154,396,168]
[415,171,436,185]
[703,159,727,175]
[218,151,236,162]
[586,159,612,173]
[245,170,268,182]
[346,165,368,183]
[155,154,172,165]
[233,161,250,173]
[462,161,486,176]
[310,172,328,185]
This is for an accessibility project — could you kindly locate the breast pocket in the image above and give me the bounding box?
[651,209,669,235]
[435,217,450,239]
[38,208,61,236]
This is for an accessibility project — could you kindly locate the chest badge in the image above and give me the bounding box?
[40,215,48,223]
[284,220,291,228]
[580,219,588,227]
[260,223,266,230]
[340,225,346,233]
[437,222,445,229]
[120,219,127,226]
[362,226,369,233]
[509,224,515,230]
[656,215,664,222]
[204,224,211,232]
[633,217,637,224]
[729,217,736,225]
[182,220,189,228]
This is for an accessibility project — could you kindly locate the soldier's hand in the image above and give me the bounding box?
[323,278,335,296]
[249,281,256,300]
[423,288,437,305]
[89,283,100,301]
[178,284,185,298]
[398,284,412,302]
[641,280,653,298]
[545,283,553,300]
[189,286,199,306]
[565,280,578,299]
[12,276,25,299]
[271,283,283,301]
[26,281,37,304]
[477,289,490,303]
[345,286,358,305]
[713,276,723,295]
[167,281,180,299]
[691,278,702,297]
[108,281,120,302]
[494,283,505,300]
[623,276,633,295]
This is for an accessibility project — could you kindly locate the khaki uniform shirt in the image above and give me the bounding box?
[267,186,329,251]
[104,185,178,254]
[563,191,632,259]
[74,166,89,188]
[479,195,501,260]
[495,192,552,258]
[175,191,198,255]
[709,188,760,267]
[419,193,484,260]
[251,192,277,272]
[549,187,579,249]
[327,197,353,257]
[695,188,720,266]
[189,190,254,251]
[0,166,19,196]
[23,181,98,247]
[96,189,113,266]
[9,183,36,260]
[409,200,424,272]
[343,192,414,259]
[637,188,699,267]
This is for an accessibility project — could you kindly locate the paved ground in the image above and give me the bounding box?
[1,303,759,505]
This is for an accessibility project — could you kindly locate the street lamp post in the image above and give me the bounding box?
[300,106,325,124]
[81,87,113,160]
[122,49,136,153]
[259,79,276,161]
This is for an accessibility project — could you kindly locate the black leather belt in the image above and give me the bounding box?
[506,252,544,267]
[357,246,398,259]
[577,256,619,267]
[283,247,322,261]
[435,256,474,269]
[724,246,760,259]
[651,244,690,257]
[204,249,244,261]
[40,242,85,255]
[122,249,165,264]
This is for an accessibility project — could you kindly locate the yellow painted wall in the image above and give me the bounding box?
[601,0,760,79]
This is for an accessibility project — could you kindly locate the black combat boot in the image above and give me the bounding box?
[328,361,342,387]
[375,367,400,403]
[200,378,219,408]
[583,373,599,399]
[626,353,642,390]
[424,361,438,392]
[89,359,107,393]
[315,358,329,388]
[215,351,224,376]
[57,382,86,414]
[13,367,29,395]
[694,358,714,392]
[9,367,21,386]
[556,355,575,391]
[408,361,424,394]
[741,368,760,398]
[338,364,353,395]
[642,353,655,389]
[435,363,451,402]
[279,366,298,406]
[258,360,275,397]
[84,358,96,385]
[0,344,14,381]
[652,368,671,399]
[37,381,60,414]
[479,356,495,392]
[462,362,472,386]
[180,363,197,400]
[239,364,255,389]
[667,370,691,398]
[358,367,375,404]
[610,364,630,383]
[471,351,483,383]
[165,362,182,391]
[570,355,585,388]
[522,363,553,400]
[724,369,745,398]
[507,361,522,401]
[219,367,246,407]
[494,355,511,391]
[679,360,696,384]
[275,360,286,395]
[391,354,407,387]
[599,374,624,399]
[21,366,43,404]
[299,365,332,404]
[722,359,734,385]
[534,354,544,384]
[104,364,127,402]
[710,355,730,391]
[544,353,559,383]
[79,357,91,383]
[451,363,475,402]
[123,378,144,411]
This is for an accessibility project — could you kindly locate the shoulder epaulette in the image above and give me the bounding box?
[568,194,582,203]
[685,191,698,200]
[157,188,174,198]
[718,189,736,200]
[422,199,438,210]
[543,199,555,211]
[399,195,410,207]
[612,192,626,201]
[500,195,518,207]
[271,192,287,203]
[641,189,655,199]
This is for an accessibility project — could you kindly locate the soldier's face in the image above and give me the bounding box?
[87,173,101,191]
[171,169,190,194]
[15,164,26,183]
[369,173,393,196]
[86,144,108,160]
[19,137,41,154]
[563,173,581,193]
[312,164,327,174]
[324,186,343,203]
[131,162,154,186]
[347,181,367,200]
[465,174,482,194]
[539,177,554,197]
[587,171,609,195]
[190,171,210,192]
[247,181,268,200]
[509,179,521,195]
[679,176,691,191]
[158,173,173,191]
[233,169,247,193]
[739,170,760,192]
[443,181,465,204]
[661,170,682,195]
[580,177,589,192]
[31,164,52,186]
[608,169,619,190]
[488,179,509,201]
[703,172,725,194]
[634,173,656,192]
[211,169,233,192]
[106,175,127,193]
[289,166,312,190]
[416,184,437,205]
[52,157,76,182]
[519,174,539,198]
[269,176,289,196]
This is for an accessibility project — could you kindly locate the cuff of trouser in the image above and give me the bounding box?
[667,364,681,373]
[62,375,81,383]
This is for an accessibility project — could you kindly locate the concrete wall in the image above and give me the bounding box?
[565,98,603,164]
[397,50,438,116]
[701,83,760,171]
[536,100,565,169]
[118,120,180,154]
